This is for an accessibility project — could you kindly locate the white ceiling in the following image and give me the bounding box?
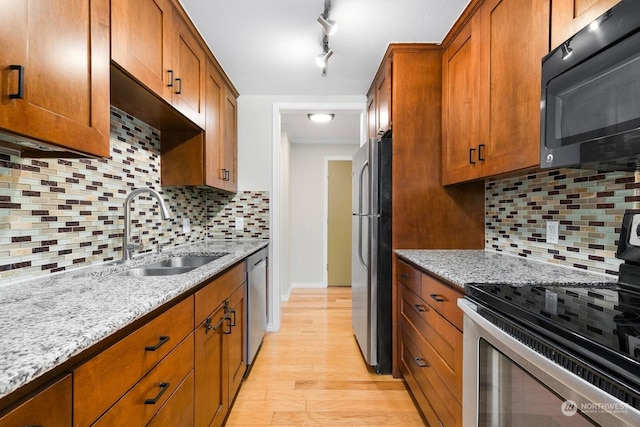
[179,0,470,142]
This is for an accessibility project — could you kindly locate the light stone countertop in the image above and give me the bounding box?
[0,239,268,401]
[395,249,617,289]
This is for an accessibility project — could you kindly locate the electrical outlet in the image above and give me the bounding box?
[183,218,191,233]
[234,217,244,231]
[546,220,559,244]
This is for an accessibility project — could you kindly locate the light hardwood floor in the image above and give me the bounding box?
[225,287,426,426]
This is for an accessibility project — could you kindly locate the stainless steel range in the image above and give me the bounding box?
[459,209,640,426]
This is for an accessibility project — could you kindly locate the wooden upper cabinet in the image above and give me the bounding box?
[366,58,392,139]
[442,16,483,185]
[221,85,238,192]
[0,375,72,427]
[0,0,110,157]
[111,0,173,99]
[170,10,206,129]
[442,0,550,185]
[111,0,206,129]
[478,0,550,178]
[551,0,621,49]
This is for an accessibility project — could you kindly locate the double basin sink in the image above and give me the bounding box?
[118,253,228,277]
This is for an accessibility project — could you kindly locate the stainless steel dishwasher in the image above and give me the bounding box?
[246,247,268,367]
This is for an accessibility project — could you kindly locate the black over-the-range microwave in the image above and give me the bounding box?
[541,0,640,171]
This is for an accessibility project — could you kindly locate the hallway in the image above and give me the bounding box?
[225,287,425,426]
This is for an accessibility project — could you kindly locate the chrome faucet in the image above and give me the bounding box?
[123,187,172,261]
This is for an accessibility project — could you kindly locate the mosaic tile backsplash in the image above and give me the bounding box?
[485,168,640,276]
[0,106,269,283]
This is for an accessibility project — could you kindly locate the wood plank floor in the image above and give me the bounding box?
[225,287,426,426]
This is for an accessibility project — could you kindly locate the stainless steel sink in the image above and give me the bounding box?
[118,266,195,277]
[148,255,224,269]
[117,253,228,277]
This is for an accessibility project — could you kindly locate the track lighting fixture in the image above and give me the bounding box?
[318,15,337,36]
[316,0,335,76]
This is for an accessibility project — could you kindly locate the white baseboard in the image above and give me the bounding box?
[291,282,327,289]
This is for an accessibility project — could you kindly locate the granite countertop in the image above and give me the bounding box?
[0,239,268,401]
[395,249,617,289]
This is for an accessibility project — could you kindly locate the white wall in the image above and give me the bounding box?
[236,95,365,330]
[289,143,359,288]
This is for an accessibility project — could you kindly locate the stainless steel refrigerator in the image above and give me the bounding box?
[351,135,392,374]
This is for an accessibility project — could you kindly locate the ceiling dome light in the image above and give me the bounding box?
[308,113,334,123]
[318,15,337,36]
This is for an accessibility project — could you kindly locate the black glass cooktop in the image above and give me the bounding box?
[466,281,640,403]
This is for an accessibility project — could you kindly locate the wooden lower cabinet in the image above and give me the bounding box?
[147,371,195,427]
[397,260,464,427]
[194,301,228,427]
[0,375,72,427]
[74,297,194,427]
[92,334,194,426]
[194,262,247,427]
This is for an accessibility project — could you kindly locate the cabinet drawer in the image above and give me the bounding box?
[0,375,71,427]
[421,274,464,330]
[147,370,194,427]
[401,285,462,401]
[93,333,194,426]
[401,320,462,427]
[397,261,421,295]
[195,262,245,324]
[74,296,194,427]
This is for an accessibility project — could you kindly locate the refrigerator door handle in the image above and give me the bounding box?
[358,160,369,270]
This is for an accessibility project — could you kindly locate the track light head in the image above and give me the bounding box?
[317,15,337,36]
[316,49,333,67]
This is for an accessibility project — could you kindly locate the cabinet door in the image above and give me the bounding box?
[375,60,392,136]
[0,0,109,157]
[111,0,173,99]
[221,86,238,192]
[204,60,225,189]
[227,284,246,399]
[366,92,376,141]
[442,17,482,185]
[551,0,620,49]
[194,303,228,427]
[0,375,71,427]
[171,11,206,129]
[479,0,549,178]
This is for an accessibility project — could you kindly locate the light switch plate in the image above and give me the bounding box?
[235,217,244,231]
[546,220,559,244]
[183,218,191,233]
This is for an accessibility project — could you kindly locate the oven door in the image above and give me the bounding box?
[458,299,640,427]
